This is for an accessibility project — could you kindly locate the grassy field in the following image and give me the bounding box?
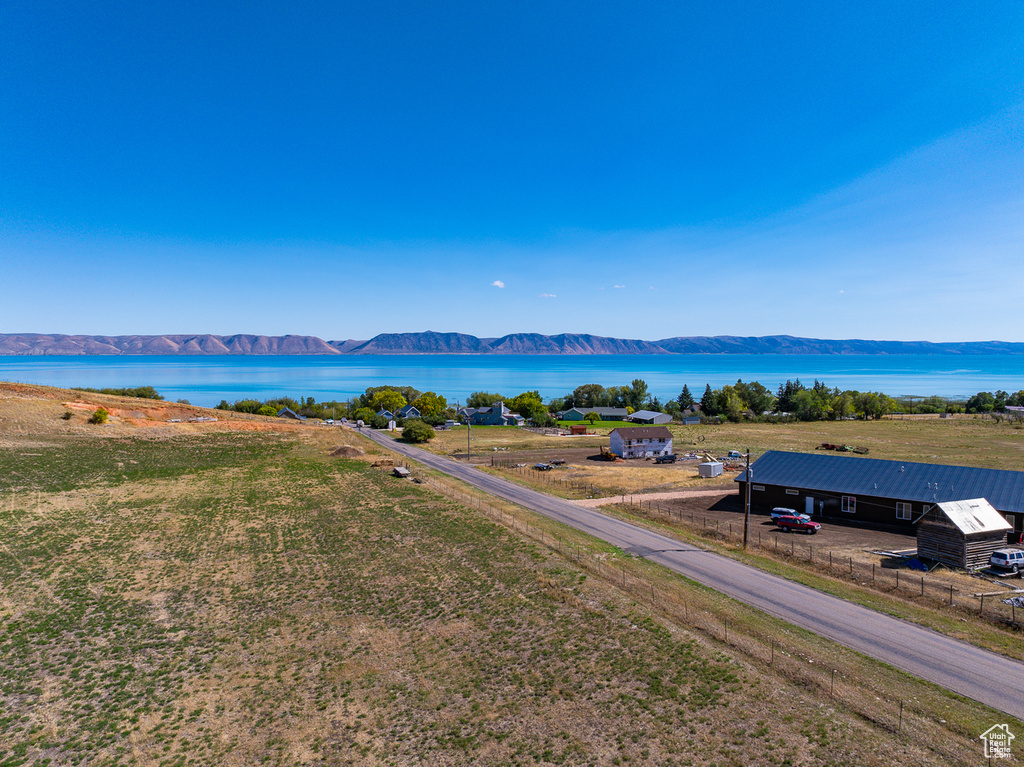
[430,415,1024,470]
[0,384,1010,765]
[422,415,1024,501]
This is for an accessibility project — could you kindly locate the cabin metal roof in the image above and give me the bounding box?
[930,498,1011,535]
[737,450,1024,514]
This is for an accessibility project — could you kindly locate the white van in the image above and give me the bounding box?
[990,549,1024,573]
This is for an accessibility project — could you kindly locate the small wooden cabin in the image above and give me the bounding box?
[916,498,1011,569]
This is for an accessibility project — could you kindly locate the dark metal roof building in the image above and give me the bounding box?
[737,448,1024,532]
[737,450,1024,516]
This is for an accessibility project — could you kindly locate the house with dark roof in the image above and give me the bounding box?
[563,407,630,421]
[465,402,525,426]
[397,404,421,419]
[277,407,306,421]
[609,426,673,459]
[736,450,1024,533]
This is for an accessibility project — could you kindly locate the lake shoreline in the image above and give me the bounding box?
[1,354,1020,408]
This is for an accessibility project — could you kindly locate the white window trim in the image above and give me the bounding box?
[785,489,798,495]
[841,495,856,514]
[896,501,911,520]
[752,484,765,491]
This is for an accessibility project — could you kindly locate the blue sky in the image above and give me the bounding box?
[2,2,1022,342]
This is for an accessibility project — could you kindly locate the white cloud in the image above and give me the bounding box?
[491,280,505,288]
[613,284,626,289]
[539,293,557,298]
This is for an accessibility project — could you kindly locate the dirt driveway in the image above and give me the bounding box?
[587,490,919,558]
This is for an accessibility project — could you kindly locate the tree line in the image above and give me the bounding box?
[209,379,1023,426]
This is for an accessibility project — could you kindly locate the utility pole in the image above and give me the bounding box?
[467,419,471,460]
[743,448,752,549]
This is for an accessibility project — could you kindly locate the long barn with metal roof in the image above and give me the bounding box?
[736,450,1024,533]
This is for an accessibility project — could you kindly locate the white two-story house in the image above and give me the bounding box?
[609,426,673,459]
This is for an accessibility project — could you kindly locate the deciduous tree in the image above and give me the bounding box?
[467,392,504,408]
[402,419,435,443]
[371,390,407,414]
[412,391,447,416]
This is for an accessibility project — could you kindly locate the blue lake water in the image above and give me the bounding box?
[1,355,1021,408]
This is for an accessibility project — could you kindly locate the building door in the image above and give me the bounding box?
[805,497,815,517]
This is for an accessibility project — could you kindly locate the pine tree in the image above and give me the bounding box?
[700,384,717,415]
[677,384,695,411]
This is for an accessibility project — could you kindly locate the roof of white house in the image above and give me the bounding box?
[927,498,1011,535]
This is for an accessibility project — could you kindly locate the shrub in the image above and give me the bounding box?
[257,405,279,417]
[402,419,435,443]
[89,408,109,425]
[61,411,74,421]
[74,386,162,400]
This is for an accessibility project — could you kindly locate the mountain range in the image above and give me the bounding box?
[1,332,1022,356]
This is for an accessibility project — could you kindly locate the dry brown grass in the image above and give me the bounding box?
[0,382,1011,765]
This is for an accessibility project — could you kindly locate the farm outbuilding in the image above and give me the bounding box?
[627,410,672,425]
[736,450,1024,534]
[698,461,723,478]
[916,498,1011,569]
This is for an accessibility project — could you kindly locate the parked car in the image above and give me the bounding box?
[770,507,811,522]
[654,454,678,464]
[774,515,821,534]
[533,463,553,471]
[990,549,1024,574]
[548,458,566,465]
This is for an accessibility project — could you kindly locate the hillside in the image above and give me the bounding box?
[2,331,1022,355]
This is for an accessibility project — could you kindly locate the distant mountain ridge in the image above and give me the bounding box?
[1,332,1022,356]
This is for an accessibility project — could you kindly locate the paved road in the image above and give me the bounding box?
[355,428,1024,720]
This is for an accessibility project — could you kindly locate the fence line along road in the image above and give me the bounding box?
[352,427,1024,720]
